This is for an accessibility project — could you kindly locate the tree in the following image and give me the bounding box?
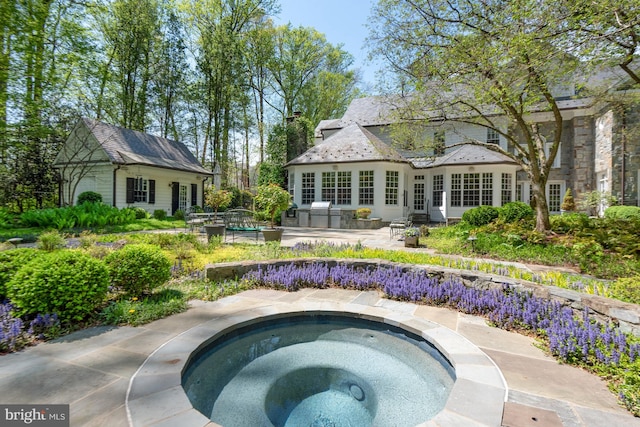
[559,0,640,86]
[266,25,358,123]
[102,0,161,131]
[368,0,583,232]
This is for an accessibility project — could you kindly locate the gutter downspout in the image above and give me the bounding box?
[113,165,121,207]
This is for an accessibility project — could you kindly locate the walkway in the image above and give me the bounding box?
[0,226,637,426]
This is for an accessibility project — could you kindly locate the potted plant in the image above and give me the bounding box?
[204,186,232,239]
[403,227,420,248]
[356,207,372,219]
[254,183,291,242]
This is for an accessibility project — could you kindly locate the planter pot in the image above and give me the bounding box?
[262,228,284,242]
[404,236,419,248]
[204,224,225,241]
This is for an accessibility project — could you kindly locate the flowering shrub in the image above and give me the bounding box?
[241,262,640,415]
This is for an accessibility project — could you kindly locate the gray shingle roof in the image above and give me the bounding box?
[287,123,408,166]
[418,144,517,168]
[83,118,212,175]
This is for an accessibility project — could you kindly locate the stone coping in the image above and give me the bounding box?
[125,297,507,427]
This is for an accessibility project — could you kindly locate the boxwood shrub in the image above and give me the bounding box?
[604,205,640,220]
[105,244,171,296]
[6,251,109,323]
[462,205,500,226]
[77,191,103,205]
[499,201,534,223]
[0,249,39,299]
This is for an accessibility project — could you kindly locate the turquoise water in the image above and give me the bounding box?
[182,314,455,427]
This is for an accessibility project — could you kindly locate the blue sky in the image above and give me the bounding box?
[274,0,380,90]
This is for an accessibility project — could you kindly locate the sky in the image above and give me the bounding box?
[273,0,381,91]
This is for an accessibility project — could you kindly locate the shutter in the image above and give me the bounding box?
[191,183,197,206]
[149,180,156,204]
[126,177,134,203]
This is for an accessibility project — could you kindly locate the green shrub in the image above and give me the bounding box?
[0,249,39,299]
[105,244,172,296]
[0,208,14,228]
[6,251,109,323]
[462,205,500,226]
[550,212,590,234]
[153,209,167,220]
[37,229,66,251]
[561,188,576,211]
[610,277,640,304]
[77,191,103,205]
[173,209,185,220]
[128,207,148,219]
[604,205,640,220]
[499,201,534,223]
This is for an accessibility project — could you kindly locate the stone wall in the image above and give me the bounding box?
[205,258,640,336]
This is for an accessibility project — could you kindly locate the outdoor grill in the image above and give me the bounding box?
[310,201,331,228]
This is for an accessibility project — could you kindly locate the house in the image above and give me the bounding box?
[54,118,213,215]
[285,72,640,225]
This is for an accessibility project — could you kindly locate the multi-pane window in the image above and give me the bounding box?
[451,174,462,207]
[486,128,500,144]
[385,171,399,205]
[433,174,444,207]
[288,172,295,200]
[463,173,480,206]
[321,172,336,203]
[501,173,512,205]
[301,173,315,204]
[451,173,491,207]
[337,171,351,205]
[359,171,374,205]
[134,178,148,202]
[320,171,352,205]
[548,183,562,212]
[481,173,493,205]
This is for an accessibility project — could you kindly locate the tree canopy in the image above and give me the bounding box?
[0,0,361,210]
[368,0,639,231]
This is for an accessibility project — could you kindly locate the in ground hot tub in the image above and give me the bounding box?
[182,314,455,426]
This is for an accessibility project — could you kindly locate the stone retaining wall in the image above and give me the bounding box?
[205,258,640,336]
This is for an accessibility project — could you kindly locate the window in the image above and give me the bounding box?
[288,172,295,200]
[548,183,562,212]
[302,173,315,204]
[433,174,444,207]
[414,182,425,210]
[545,142,561,168]
[481,173,493,205]
[322,172,336,203]
[385,171,399,205]
[134,177,148,202]
[463,173,480,206]
[501,173,512,205]
[434,130,445,156]
[359,171,374,205]
[451,174,462,207]
[486,128,500,144]
[451,173,490,207]
[322,171,352,205]
[337,171,351,205]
